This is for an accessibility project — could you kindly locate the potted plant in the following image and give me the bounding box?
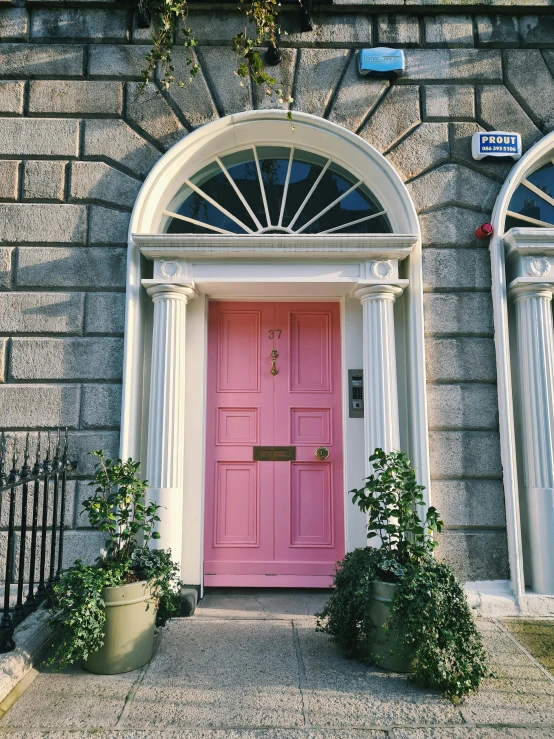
[46,451,182,674]
[316,448,489,700]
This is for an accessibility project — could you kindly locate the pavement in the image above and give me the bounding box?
[1,588,554,738]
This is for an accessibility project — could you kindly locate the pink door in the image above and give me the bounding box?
[204,302,344,587]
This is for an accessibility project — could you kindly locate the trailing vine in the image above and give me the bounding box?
[138,0,293,114]
[315,449,490,700]
[138,0,200,92]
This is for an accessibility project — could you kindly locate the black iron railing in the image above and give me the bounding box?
[0,430,75,653]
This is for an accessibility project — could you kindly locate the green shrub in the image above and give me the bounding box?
[316,448,489,699]
[46,451,181,669]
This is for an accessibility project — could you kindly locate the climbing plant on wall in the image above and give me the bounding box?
[137,0,292,110]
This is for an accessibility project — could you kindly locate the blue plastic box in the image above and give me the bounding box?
[357,48,405,79]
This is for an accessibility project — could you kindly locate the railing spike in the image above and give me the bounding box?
[36,431,41,464]
[23,432,30,468]
[0,432,5,485]
[11,438,18,474]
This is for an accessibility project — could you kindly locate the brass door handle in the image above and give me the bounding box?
[270,349,279,376]
[315,447,330,460]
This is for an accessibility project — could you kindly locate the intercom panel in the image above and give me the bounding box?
[348,369,364,418]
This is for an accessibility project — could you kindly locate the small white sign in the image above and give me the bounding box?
[472,131,522,161]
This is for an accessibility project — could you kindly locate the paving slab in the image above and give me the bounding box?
[391,730,554,738]
[295,620,464,727]
[0,732,387,738]
[124,619,304,728]
[0,661,137,729]
[463,620,554,726]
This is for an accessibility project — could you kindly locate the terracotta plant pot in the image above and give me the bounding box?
[83,580,157,675]
[368,580,414,673]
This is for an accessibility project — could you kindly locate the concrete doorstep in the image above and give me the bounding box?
[0,590,552,737]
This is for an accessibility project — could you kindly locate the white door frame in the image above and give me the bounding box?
[489,130,554,604]
[121,110,430,582]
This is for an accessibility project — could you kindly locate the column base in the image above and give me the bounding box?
[526,486,554,595]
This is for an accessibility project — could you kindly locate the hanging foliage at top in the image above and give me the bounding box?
[136,0,293,113]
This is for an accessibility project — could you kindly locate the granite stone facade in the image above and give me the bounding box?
[1,0,553,583]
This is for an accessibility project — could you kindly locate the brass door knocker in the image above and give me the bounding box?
[270,349,279,375]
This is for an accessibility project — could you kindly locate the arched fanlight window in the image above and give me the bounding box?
[505,161,554,231]
[162,146,392,236]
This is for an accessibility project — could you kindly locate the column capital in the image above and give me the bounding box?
[142,279,196,303]
[354,283,405,304]
[508,280,554,303]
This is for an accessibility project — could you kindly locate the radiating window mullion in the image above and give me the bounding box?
[163,148,394,236]
[162,210,235,235]
[296,180,363,234]
[184,179,253,233]
[522,179,554,210]
[215,156,264,231]
[319,210,388,234]
[278,147,294,227]
[288,159,331,231]
[506,210,554,228]
[253,147,271,227]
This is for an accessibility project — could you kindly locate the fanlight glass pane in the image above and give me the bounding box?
[221,149,267,227]
[505,162,554,231]
[164,147,392,235]
[256,146,292,226]
[281,151,329,228]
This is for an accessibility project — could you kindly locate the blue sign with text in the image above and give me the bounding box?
[472,132,522,161]
[357,48,405,79]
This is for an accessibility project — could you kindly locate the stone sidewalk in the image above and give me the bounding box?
[1,589,554,738]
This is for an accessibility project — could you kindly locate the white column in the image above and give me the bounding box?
[144,283,195,567]
[354,284,404,471]
[510,283,554,594]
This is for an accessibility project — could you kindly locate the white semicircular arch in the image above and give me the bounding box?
[489,129,554,601]
[492,130,554,237]
[130,110,420,237]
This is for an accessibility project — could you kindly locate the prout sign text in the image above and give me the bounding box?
[471,131,522,161]
[480,135,518,153]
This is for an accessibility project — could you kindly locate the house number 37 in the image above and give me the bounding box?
[268,330,282,339]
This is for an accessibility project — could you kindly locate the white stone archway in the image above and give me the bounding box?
[120,110,430,585]
[490,130,554,608]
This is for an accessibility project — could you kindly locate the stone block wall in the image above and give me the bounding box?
[1,0,553,580]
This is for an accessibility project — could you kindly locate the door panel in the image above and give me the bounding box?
[217,310,260,392]
[204,301,344,587]
[214,462,258,547]
[289,311,331,392]
[217,408,259,445]
[290,463,332,547]
[291,408,331,445]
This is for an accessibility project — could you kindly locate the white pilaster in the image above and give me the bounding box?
[354,284,404,471]
[143,282,196,567]
[510,282,554,594]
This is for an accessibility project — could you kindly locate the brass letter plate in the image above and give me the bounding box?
[253,446,296,462]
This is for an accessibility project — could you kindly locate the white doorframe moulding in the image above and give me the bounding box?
[121,109,433,587]
[490,129,554,612]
